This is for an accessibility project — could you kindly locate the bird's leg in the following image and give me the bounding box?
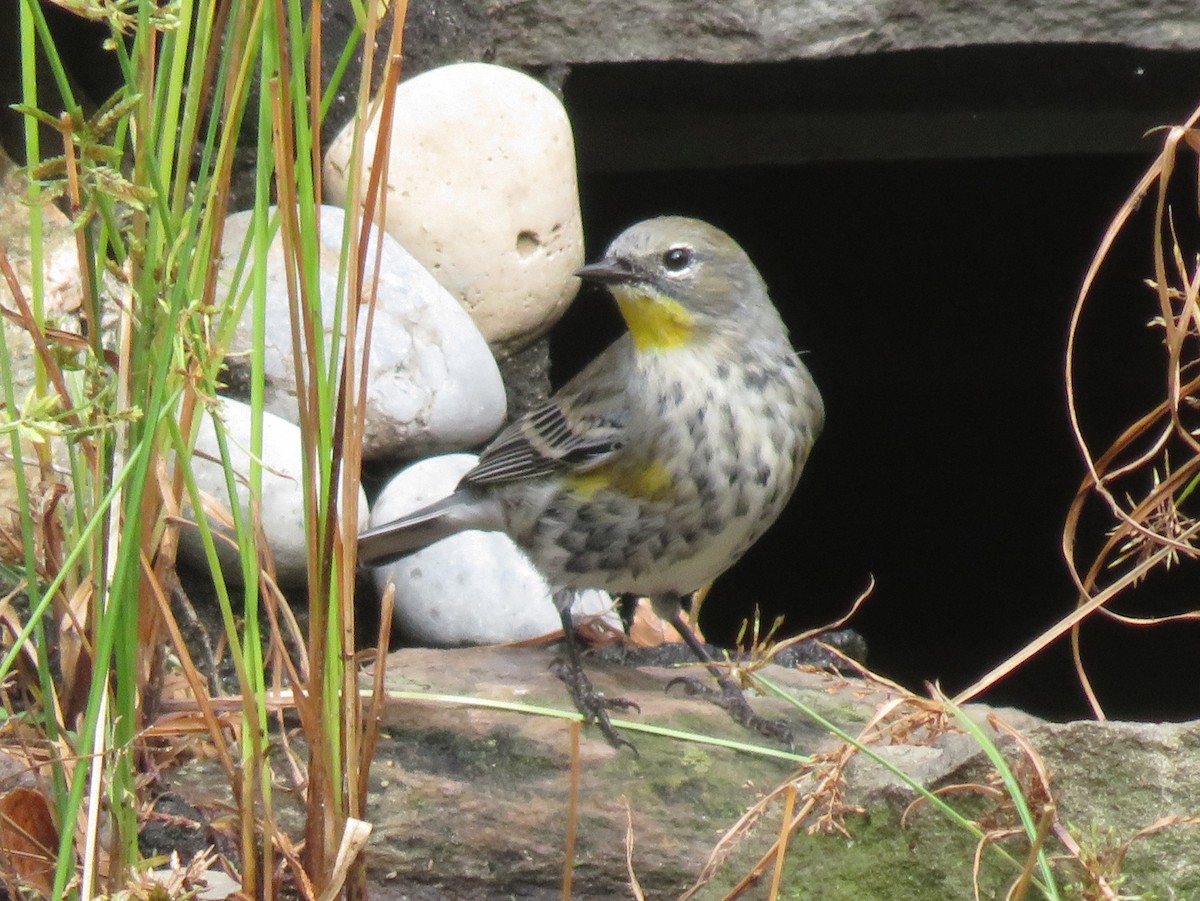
[665,603,794,748]
[552,592,639,752]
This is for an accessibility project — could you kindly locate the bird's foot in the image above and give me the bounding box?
[550,657,640,753]
[667,674,794,749]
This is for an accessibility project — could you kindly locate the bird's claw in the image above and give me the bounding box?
[667,673,794,749]
[713,679,795,749]
[550,657,640,753]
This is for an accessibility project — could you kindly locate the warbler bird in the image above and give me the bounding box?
[359,216,824,746]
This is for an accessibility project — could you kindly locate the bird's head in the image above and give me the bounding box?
[575,216,777,352]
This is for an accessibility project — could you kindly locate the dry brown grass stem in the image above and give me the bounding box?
[767,782,797,901]
[951,100,1200,715]
[623,798,647,901]
[690,657,1183,899]
[682,689,927,900]
[563,719,581,901]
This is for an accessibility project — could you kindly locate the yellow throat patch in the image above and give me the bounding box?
[613,287,696,351]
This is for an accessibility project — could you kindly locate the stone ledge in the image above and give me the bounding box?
[405,0,1200,68]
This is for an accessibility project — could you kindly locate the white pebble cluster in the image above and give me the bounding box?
[178,63,610,641]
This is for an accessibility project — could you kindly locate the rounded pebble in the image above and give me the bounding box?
[218,205,507,460]
[324,62,585,353]
[177,397,370,586]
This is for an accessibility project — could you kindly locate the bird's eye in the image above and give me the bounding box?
[662,246,693,273]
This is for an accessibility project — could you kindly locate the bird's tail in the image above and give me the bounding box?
[357,489,497,566]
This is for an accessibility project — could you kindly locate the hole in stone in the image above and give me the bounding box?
[516,230,540,257]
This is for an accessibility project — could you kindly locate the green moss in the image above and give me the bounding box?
[608,729,791,823]
[699,806,1035,901]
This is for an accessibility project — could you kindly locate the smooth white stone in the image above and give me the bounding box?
[178,397,369,586]
[219,205,506,460]
[324,62,585,353]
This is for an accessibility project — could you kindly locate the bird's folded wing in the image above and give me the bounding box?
[462,339,631,486]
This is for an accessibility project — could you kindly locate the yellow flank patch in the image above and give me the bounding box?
[614,288,695,351]
[566,469,610,500]
[567,461,675,501]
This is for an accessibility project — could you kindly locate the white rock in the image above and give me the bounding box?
[324,62,585,353]
[177,398,369,586]
[218,205,506,460]
[368,453,616,646]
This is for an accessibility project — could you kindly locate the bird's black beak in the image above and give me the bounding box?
[575,257,635,285]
